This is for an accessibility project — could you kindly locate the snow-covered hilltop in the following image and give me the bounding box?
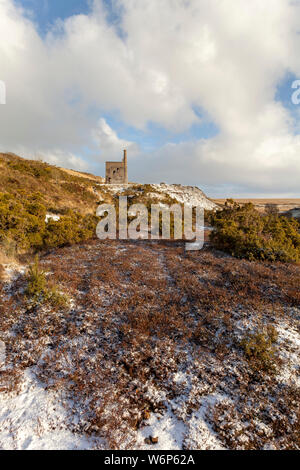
[151,184,217,210]
[103,183,218,211]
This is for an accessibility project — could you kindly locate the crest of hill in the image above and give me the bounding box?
[0,153,217,214]
[151,183,217,210]
[58,167,104,183]
[104,183,217,210]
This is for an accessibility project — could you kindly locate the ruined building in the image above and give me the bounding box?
[105,150,128,184]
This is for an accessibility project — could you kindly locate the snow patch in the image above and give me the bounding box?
[276,322,300,386]
[137,407,186,450]
[1,264,26,284]
[0,369,97,450]
[103,183,218,210]
[183,394,228,450]
[45,214,60,223]
[152,184,217,210]
[136,395,227,450]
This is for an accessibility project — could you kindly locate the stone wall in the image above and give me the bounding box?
[105,162,126,184]
[105,150,128,184]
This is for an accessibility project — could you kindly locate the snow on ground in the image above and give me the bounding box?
[136,396,226,450]
[99,184,128,194]
[45,214,60,223]
[1,264,26,284]
[276,321,300,386]
[137,407,186,450]
[0,369,97,450]
[0,368,225,450]
[103,183,218,210]
[183,395,227,450]
[151,184,217,210]
[0,341,5,370]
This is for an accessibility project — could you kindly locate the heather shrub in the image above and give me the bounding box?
[210,200,300,262]
[63,182,95,203]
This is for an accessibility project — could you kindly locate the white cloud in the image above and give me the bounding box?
[39,149,89,171]
[91,118,139,160]
[0,0,300,195]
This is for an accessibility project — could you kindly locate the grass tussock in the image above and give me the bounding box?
[25,256,69,308]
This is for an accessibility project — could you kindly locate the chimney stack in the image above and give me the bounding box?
[123,149,128,184]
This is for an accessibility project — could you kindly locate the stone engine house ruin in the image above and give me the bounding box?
[105,150,128,184]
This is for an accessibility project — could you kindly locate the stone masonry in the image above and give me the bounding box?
[105,150,128,184]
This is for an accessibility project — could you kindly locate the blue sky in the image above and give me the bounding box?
[16,0,92,32]
[1,0,300,197]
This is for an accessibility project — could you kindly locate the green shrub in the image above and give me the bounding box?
[43,212,97,248]
[46,285,70,309]
[240,326,279,373]
[0,191,98,256]
[25,255,69,308]
[25,256,47,303]
[210,201,300,262]
[0,192,46,252]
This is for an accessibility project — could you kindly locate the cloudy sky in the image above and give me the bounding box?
[0,0,300,197]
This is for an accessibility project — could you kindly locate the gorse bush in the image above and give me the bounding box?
[0,192,98,256]
[7,160,52,180]
[0,154,103,257]
[0,192,46,252]
[210,200,300,262]
[43,210,97,248]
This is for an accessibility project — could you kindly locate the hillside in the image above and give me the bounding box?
[0,154,299,450]
[0,153,217,214]
[0,153,105,216]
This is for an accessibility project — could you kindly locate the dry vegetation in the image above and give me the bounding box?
[0,152,108,215]
[0,239,299,449]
